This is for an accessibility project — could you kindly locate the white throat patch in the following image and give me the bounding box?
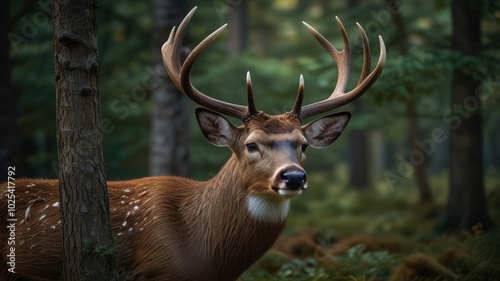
[247,195,290,223]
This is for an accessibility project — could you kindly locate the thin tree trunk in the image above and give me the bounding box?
[347,0,369,189]
[53,0,117,279]
[150,0,190,176]
[406,101,433,203]
[228,0,247,55]
[348,102,369,188]
[389,0,433,203]
[439,0,492,232]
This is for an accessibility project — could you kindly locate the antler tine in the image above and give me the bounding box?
[242,71,260,121]
[302,19,351,96]
[161,7,249,120]
[356,22,371,84]
[299,19,386,120]
[290,75,304,118]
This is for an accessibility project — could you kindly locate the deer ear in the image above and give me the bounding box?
[302,111,351,148]
[195,107,238,147]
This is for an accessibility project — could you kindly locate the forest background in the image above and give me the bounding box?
[3,0,500,280]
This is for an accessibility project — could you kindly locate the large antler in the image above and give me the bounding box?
[292,18,386,120]
[161,7,259,121]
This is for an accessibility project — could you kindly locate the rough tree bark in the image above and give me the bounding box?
[150,0,190,176]
[439,0,492,232]
[53,0,117,279]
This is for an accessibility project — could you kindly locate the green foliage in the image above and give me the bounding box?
[241,258,331,281]
[241,171,499,280]
[10,0,500,178]
[8,1,500,279]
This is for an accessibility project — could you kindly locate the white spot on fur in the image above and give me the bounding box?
[25,205,31,220]
[39,214,46,221]
[247,195,290,222]
[122,221,127,227]
[27,183,35,188]
[52,202,59,207]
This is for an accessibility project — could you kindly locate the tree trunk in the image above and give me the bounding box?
[389,0,433,203]
[348,102,369,188]
[406,101,433,203]
[439,0,492,232]
[228,0,247,55]
[347,0,369,189]
[53,0,117,279]
[149,0,190,176]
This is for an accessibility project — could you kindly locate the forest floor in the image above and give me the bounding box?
[240,166,500,281]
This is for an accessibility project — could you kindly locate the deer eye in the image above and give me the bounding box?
[301,144,309,152]
[246,143,258,153]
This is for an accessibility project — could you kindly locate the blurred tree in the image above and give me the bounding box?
[389,0,433,203]
[347,0,369,189]
[229,0,248,55]
[53,0,118,278]
[438,0,492,232]
[150,0,190,176]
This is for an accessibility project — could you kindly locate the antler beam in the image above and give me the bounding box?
[161,7,257,120]
[162,8,386,122]
[298,18,386,119]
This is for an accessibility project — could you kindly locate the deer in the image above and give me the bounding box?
[0,7,385,281]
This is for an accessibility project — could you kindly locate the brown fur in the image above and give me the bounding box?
[0,110,352,280]
[0,113,332,281]
[0,172,285,280]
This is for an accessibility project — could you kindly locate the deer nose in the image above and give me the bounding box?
[280,169,307,189]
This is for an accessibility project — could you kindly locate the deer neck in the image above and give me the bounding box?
[206,154,290,223]
[178,154,288,280]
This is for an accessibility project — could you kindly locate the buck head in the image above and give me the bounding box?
[162,7,385,201]
[194,73,352,201]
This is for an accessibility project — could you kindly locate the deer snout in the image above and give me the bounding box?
[280,169,307,189]
[273,166,307,198]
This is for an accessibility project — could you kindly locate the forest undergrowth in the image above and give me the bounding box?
[240,167,500,281]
